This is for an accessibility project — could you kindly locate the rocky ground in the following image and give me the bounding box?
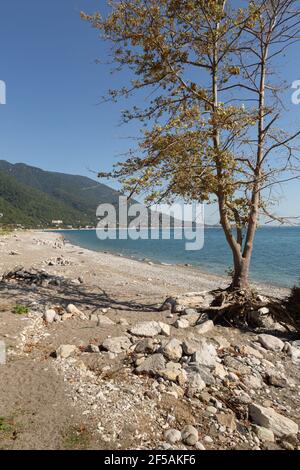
[0,231,299,450]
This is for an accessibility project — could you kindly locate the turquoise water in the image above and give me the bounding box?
[58,227,300,288]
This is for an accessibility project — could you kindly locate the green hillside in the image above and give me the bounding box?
[0,161,123,228]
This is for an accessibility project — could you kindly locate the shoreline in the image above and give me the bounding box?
[54,230,290,298]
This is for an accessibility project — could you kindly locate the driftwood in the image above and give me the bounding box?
[0,267,65,287]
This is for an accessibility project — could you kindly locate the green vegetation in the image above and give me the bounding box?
[62,426,91,450]
[0,160,122,228]
[0,417,14,435]
[12,304,29,315]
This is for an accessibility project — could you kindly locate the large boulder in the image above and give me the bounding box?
[249,403,298,437]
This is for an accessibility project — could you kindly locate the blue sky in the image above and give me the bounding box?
[0,0,299,224]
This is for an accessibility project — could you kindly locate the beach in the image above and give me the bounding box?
[0,230,299,450]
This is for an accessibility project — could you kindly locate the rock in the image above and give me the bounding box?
[265,372,288,388]
[97,316,115,327]
[158,322,171,336]
[164,429,182,444]
[213,336,231,349]
[195,442,206,450]
[258,334,284,352]
[118,318,129,326]
[134,338,158,354]
[130,321,162,337]
[136,353,166,375]
[43,309,56,324]
[223,356,251,375]
[174,318,190,329]
[162,338,182,361]
[183,314,200,326]
[195,320,214,335]
[0,341,6,365]
[86,344,100,353]
[248,307,275,329]
[183,308,198,315]
[187,363,215,385]
[61,313,73,321]
[191,339,217,368]
[182,339,200,355]
[56,344,77,359]
[216,412,237,432]
[242,345,263,359]
[242,374,263,390]
[249,403,299,437]
[214,363,227,380]
[181,425,198,446]
[66,304,86,319]
[186,371,206,397]
[203,436,213,444]
[285,343,300,364]
[253,426,275,442]
[158,362,186,384]
[102,336,131,354]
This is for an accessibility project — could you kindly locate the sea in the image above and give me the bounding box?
[57,226,300,288]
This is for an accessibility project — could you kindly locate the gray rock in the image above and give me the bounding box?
[136,353,166,375]
[182,339,200,355]
[97,316,115,327]
[56,344,77,359]
[162,338,183,361]
[258,334,284,352]
[130,321,162,337]
[195,442,206,450]
[249,403,299,437]
[253,425,275,442]
[102,336,131,354]
[174,318,190,329]
[285,343,300,364]
[182,425,198,446]
[183,308,198,315]
[164,429,182,444]
[191,339,217,368]
[195,320,214,335]
[134,338,158,354]
[86,344,100,353]
[187,363,215,385]
[186,371,206,397]
[158,322,171,336]
[242,374,263,390]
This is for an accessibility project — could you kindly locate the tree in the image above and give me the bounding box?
[82,0,300,292]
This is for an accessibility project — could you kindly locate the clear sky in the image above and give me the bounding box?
[0,0,299,224]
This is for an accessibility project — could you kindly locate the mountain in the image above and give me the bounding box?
[0,160,122,228]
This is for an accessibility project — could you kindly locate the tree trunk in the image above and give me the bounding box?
[231,256,250,291]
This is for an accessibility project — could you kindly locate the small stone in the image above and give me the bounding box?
[61,313,73,321]
[102,336,131,354]
[182,425,198,446]
[214,363,227,380]
[162,338,182,361]
[216,412,236,432]
[159,322,171,336]
[207,406,217,415]
[174,318,190,329]
[66,304,83,316]
[195,320,214,335]
[182,339,200,355]
[242,374,263,390]
[44,309,56,323]
[266,372,287,388]
[183,308,198,315]
[203,435,213,444]
[134,338,157,354]
[242,345,263,359]
[89,313,98,322]
[191,339,217,369]
[97,316,115,327]
[186,372,206,397]
[258,334,284,352]
[56,344,77,359]
[86,344,100,353]
[253,426,275,442]
[164,429,182,444]
[130,321,162,337]
[195,442,206,450]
